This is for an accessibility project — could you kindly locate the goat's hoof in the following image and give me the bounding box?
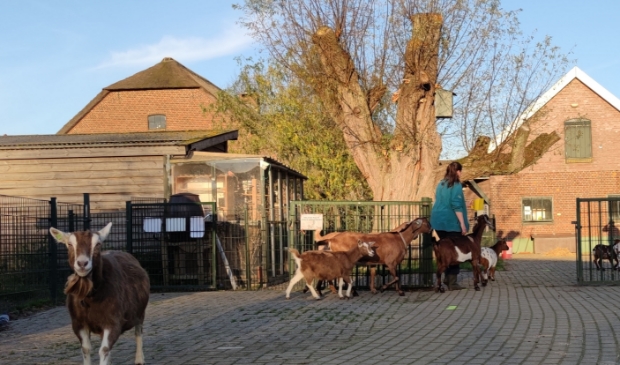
[285,297,290,300]
[475,286,481,291]
[379,287,385,293]
[482,282,487,287]
[398,291,405,296]
[438,287,445,293]
[353,291,359,297]
[370,289,377,294]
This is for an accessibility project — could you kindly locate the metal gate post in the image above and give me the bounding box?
[49,198,58,305]
[126,201,133,254]
[83,193,90,230]
[574,198,583,284]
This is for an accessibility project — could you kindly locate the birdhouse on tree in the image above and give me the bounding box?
[435,88,455,118]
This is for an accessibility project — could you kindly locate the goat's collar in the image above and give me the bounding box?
[398,232,408,248]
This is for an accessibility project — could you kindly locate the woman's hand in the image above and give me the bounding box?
[461,222,468,235]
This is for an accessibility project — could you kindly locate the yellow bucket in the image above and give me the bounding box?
[473,198,485,211]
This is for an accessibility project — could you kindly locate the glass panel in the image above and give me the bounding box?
[522,197,553,222]
[148,114,166,130]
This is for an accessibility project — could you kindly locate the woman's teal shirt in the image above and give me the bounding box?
[430,180,469,232]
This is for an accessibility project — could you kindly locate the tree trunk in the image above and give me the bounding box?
[309,13,560,201]
[311,14,444,201]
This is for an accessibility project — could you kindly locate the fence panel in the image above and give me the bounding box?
[287,200,434,292]
[0,195,85,314]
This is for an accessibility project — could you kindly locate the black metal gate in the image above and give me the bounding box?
[287,200,435,291]
[575,197,620,284]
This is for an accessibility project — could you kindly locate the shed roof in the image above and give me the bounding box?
[57,57,222,134]
[0,130,237,151]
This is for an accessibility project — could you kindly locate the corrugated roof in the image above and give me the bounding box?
[57,57,222,134]
[0,130,236,150]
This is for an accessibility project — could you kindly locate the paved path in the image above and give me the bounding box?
[2,254,620,365]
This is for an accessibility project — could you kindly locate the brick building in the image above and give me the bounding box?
[472,67,620,253]
[57,57,221,134]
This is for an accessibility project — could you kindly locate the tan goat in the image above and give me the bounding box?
[286,240,375,300]
[313,217,432,296]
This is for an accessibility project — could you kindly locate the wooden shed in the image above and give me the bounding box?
[0,130,238,211]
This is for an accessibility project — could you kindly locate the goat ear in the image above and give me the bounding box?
[97,222,113,242]
[49,227,70,245]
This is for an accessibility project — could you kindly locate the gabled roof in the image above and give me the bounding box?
[57,57,222,135]
[0,130,237,152]
[490,66,620,151]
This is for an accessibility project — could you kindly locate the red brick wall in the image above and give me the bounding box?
[486,79,620,239]
[68,89,220,133]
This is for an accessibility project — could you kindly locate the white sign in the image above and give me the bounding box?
[300,214,324,230]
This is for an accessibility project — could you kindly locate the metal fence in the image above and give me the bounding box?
[576,197,620,284]
[287,200,435,291]
[0,195,86,314]
[2,195,446,313]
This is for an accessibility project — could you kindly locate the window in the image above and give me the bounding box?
[564,118,591,161]
[148,114,166,130]
[522,197,553,223]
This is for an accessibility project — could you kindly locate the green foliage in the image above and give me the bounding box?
[209,59,372,201]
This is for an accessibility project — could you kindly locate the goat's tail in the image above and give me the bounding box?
[286,248,302,269]
[287,247,301,258]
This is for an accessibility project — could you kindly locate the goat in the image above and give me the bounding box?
[479,240,509,286]
[592,243,619,270]
[50,223,150,365]
[285,240,375,300]
[433,214,494,293]
[313,217,432,296]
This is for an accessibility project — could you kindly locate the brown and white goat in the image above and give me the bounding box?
[286,240,375,300]
[592,242,619,270]
[50,223,150,365]
[313,217,432,296]
[480,240,509,286]
[433,214,494,293]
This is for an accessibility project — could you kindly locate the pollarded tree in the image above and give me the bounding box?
[234,0,569,200]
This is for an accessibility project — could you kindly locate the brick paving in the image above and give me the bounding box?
[2,254,620,365]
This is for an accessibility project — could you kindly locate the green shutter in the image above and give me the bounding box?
[565,119,591,160]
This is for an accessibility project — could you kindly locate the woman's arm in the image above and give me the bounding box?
[455,211,467,235]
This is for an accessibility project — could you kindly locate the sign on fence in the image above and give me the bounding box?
[300,213,323,230]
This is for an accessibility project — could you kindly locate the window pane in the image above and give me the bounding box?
[522,197,552,222]
[148,115,166,130]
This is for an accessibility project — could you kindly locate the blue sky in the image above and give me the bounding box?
[1,1,619,136]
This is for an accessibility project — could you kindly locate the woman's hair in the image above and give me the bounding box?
[443,161,462,188]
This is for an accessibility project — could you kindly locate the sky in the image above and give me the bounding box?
[1,0,619,136]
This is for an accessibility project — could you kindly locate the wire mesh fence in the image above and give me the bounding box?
[0,195,86,314]
[286,200,435,292]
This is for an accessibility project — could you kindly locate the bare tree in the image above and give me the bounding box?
[235,0,568,200]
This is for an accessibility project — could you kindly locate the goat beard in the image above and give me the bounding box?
[64,273,93,299]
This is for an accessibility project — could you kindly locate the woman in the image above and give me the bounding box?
[430,161,469,290]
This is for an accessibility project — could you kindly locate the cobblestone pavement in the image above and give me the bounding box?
[2,254,620,365]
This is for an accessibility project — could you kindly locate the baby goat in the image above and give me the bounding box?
[286,240,375,300]
[50,223,150,365]
[593,242,619,271]
[480,240,509,286]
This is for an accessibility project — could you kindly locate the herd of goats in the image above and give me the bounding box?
[46,213,511,364]
[43,212,620,364]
